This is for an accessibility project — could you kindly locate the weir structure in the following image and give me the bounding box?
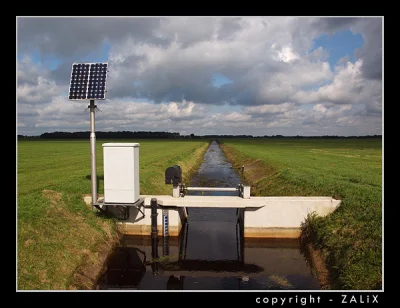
[67,62,340,240]
[85,142,341,239]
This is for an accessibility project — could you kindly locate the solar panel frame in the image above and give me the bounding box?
[68,62,108,100]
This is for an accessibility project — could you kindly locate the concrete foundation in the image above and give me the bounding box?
[110,205,186,237]
[117,222,181,237]
[244,227,301,239]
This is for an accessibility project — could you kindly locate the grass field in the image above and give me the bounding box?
[17,139,209,290]
[219,138,382,290]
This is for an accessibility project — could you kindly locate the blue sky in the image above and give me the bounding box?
[212,73,233,88]
[17,17,382,136]
[312,30,364,67]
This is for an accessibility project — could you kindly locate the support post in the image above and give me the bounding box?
[183,207,188,220]
[242,185,250,199]
[151,198,159,275]
[89,100,97,211]
[237,208,245,264]
[151,198,158,239]
[172,185,180,198]
[240,208,245,264]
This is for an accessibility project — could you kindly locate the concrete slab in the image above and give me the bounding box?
[140,195,340,209]
[141,195,256,208]
[84,194,340,210]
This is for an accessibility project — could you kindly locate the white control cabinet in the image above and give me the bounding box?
[102,143,140,203]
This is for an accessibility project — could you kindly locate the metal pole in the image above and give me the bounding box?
[185,187,238,192]
[151,198,159,275]
[89,100,97,210]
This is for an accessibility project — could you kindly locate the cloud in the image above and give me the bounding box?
[160,101,205,120]
[291,59,381,106]
[244,102,295,115]
[16,17,382,136]
[350,18,382,80]
[310,17,359,34]
[107,29,332,106]
[17,17,166,59]
[17,57,61,105]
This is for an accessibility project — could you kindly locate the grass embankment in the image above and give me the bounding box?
[219,138,382,290]
[17,139,209,290]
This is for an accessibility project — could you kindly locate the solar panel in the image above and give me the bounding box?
[68,62,108,100]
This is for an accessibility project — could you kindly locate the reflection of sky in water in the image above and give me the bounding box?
[185,221,238,260]
[190,141,242,188]
[96,141,320,290]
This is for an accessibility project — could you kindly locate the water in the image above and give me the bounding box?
[96,141,320,290]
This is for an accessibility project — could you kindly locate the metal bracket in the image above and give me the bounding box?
[137,205,145,217]
[96,198,145,220]
[180,183,187,197]
[85,103,101,113]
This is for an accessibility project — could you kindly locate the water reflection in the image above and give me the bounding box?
[99,246,147,289]
[96,233,320,290]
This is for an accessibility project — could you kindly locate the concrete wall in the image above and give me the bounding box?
[244,197,341,238]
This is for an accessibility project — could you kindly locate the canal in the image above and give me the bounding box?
[96,141,320,290]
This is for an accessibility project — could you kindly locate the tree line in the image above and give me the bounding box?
[17,131,382,140]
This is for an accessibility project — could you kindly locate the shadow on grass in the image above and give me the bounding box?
[85,174,104,195]
[84,173,119,220]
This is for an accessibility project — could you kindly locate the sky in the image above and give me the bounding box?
[16,16,383,136]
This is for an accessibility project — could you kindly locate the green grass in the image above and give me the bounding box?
[17,139,209,290]
[219,138,382,290]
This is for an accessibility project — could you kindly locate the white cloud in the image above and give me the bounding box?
[17,58,62,105]
[160,101,205,120]
[221,112,252,122]
[244,103,295,115]
[291,60,381,108]
[17,77,61,104]
[273,45,300,63]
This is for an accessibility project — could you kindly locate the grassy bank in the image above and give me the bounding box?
[219,138,382,290]
[17,139,209,290]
